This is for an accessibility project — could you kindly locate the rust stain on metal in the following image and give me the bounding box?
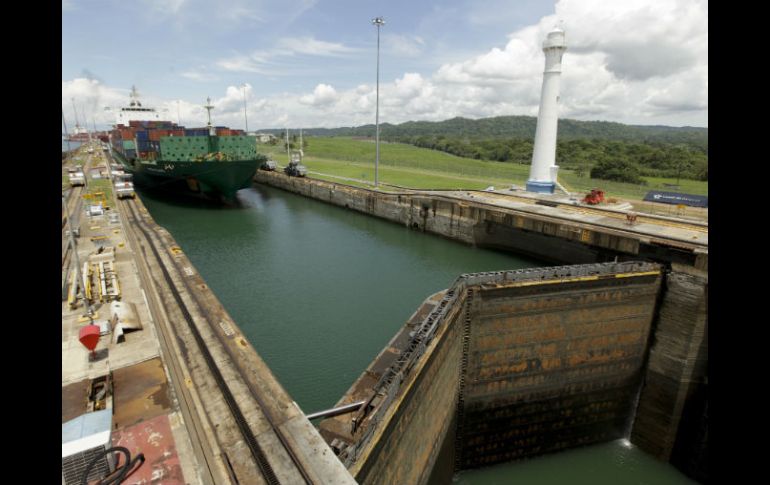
[111,413,186,485]
[112,357,172,429]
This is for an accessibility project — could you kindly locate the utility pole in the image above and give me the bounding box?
[285,127,290,163]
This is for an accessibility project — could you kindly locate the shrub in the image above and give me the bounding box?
[590,159,646,184]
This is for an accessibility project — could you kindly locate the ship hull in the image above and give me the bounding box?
[111,149,258,203]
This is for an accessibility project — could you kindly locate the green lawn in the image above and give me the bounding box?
[87,177,114,204]
[258,137,708,201]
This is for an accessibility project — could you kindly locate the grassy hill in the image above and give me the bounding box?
[259,137,708,200]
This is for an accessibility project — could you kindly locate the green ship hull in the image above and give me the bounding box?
[111,133,267,203]
[112,149,261,202]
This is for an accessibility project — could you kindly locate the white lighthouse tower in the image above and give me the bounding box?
[526,26,567,194]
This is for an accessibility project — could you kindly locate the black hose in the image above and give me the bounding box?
[80,446,145,485]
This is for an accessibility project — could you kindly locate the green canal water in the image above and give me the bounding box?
[139,184,697,485]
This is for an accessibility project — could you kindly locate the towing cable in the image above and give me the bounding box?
[80,446,145,485]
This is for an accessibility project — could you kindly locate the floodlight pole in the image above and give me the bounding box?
[372,16,385,187]
[241,84,249,133]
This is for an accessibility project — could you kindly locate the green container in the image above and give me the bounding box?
[123,140,136,150]
[159,135,258,161]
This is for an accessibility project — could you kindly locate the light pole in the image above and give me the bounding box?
[241,84,249,133]
[62,195,92,318]
[372,16,385,187]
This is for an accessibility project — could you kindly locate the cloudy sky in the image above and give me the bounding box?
[62,0,707,132]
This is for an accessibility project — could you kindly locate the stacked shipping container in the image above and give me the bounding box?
[111,119,254,162]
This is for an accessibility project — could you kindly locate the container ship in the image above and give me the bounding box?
[108,87,266,203]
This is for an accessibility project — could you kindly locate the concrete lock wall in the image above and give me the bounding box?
[457,266,662,468]
[256,173,707,481]
[350,294,465,485]
[334,262,663,484]
[254,171,701,269]
[631,271,707,468]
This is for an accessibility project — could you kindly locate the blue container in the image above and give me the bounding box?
[125,149,136,158]
[136,130,149,141]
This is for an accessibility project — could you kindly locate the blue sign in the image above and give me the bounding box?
[643,191,708,208]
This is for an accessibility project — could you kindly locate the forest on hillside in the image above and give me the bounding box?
[395,136,707,183]
[260,115,708,183]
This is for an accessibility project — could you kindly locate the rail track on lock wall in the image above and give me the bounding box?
[402,187,709,235]
[121,196,315,485]
[399,187,709,249]
[470,190,709,233]
[61,184,84,270]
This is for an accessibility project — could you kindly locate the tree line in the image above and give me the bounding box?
[391,135,707,183]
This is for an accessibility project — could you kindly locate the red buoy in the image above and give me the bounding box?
[79,325,100,358]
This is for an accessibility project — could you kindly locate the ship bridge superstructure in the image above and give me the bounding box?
[116,86,162,125]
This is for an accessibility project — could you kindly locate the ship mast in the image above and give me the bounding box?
[204,97,215,136]
[71,98,81,132]
[62,108,71,154]
[204,97,216,154]
[130,85,141,106]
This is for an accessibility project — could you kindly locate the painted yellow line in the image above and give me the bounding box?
[499,270,660,288]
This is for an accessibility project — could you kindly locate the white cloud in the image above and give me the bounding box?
[65,0,707,129]
[62,78,123,128]
[393,73,426,100]
[181,69,218,82]
[276,37,359,57]
[216,56,269,74]
[215,36,357,75]
[556,0,707,81]
[383,34,425,58]
[142,0,187,15]
[299,84,338,107]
